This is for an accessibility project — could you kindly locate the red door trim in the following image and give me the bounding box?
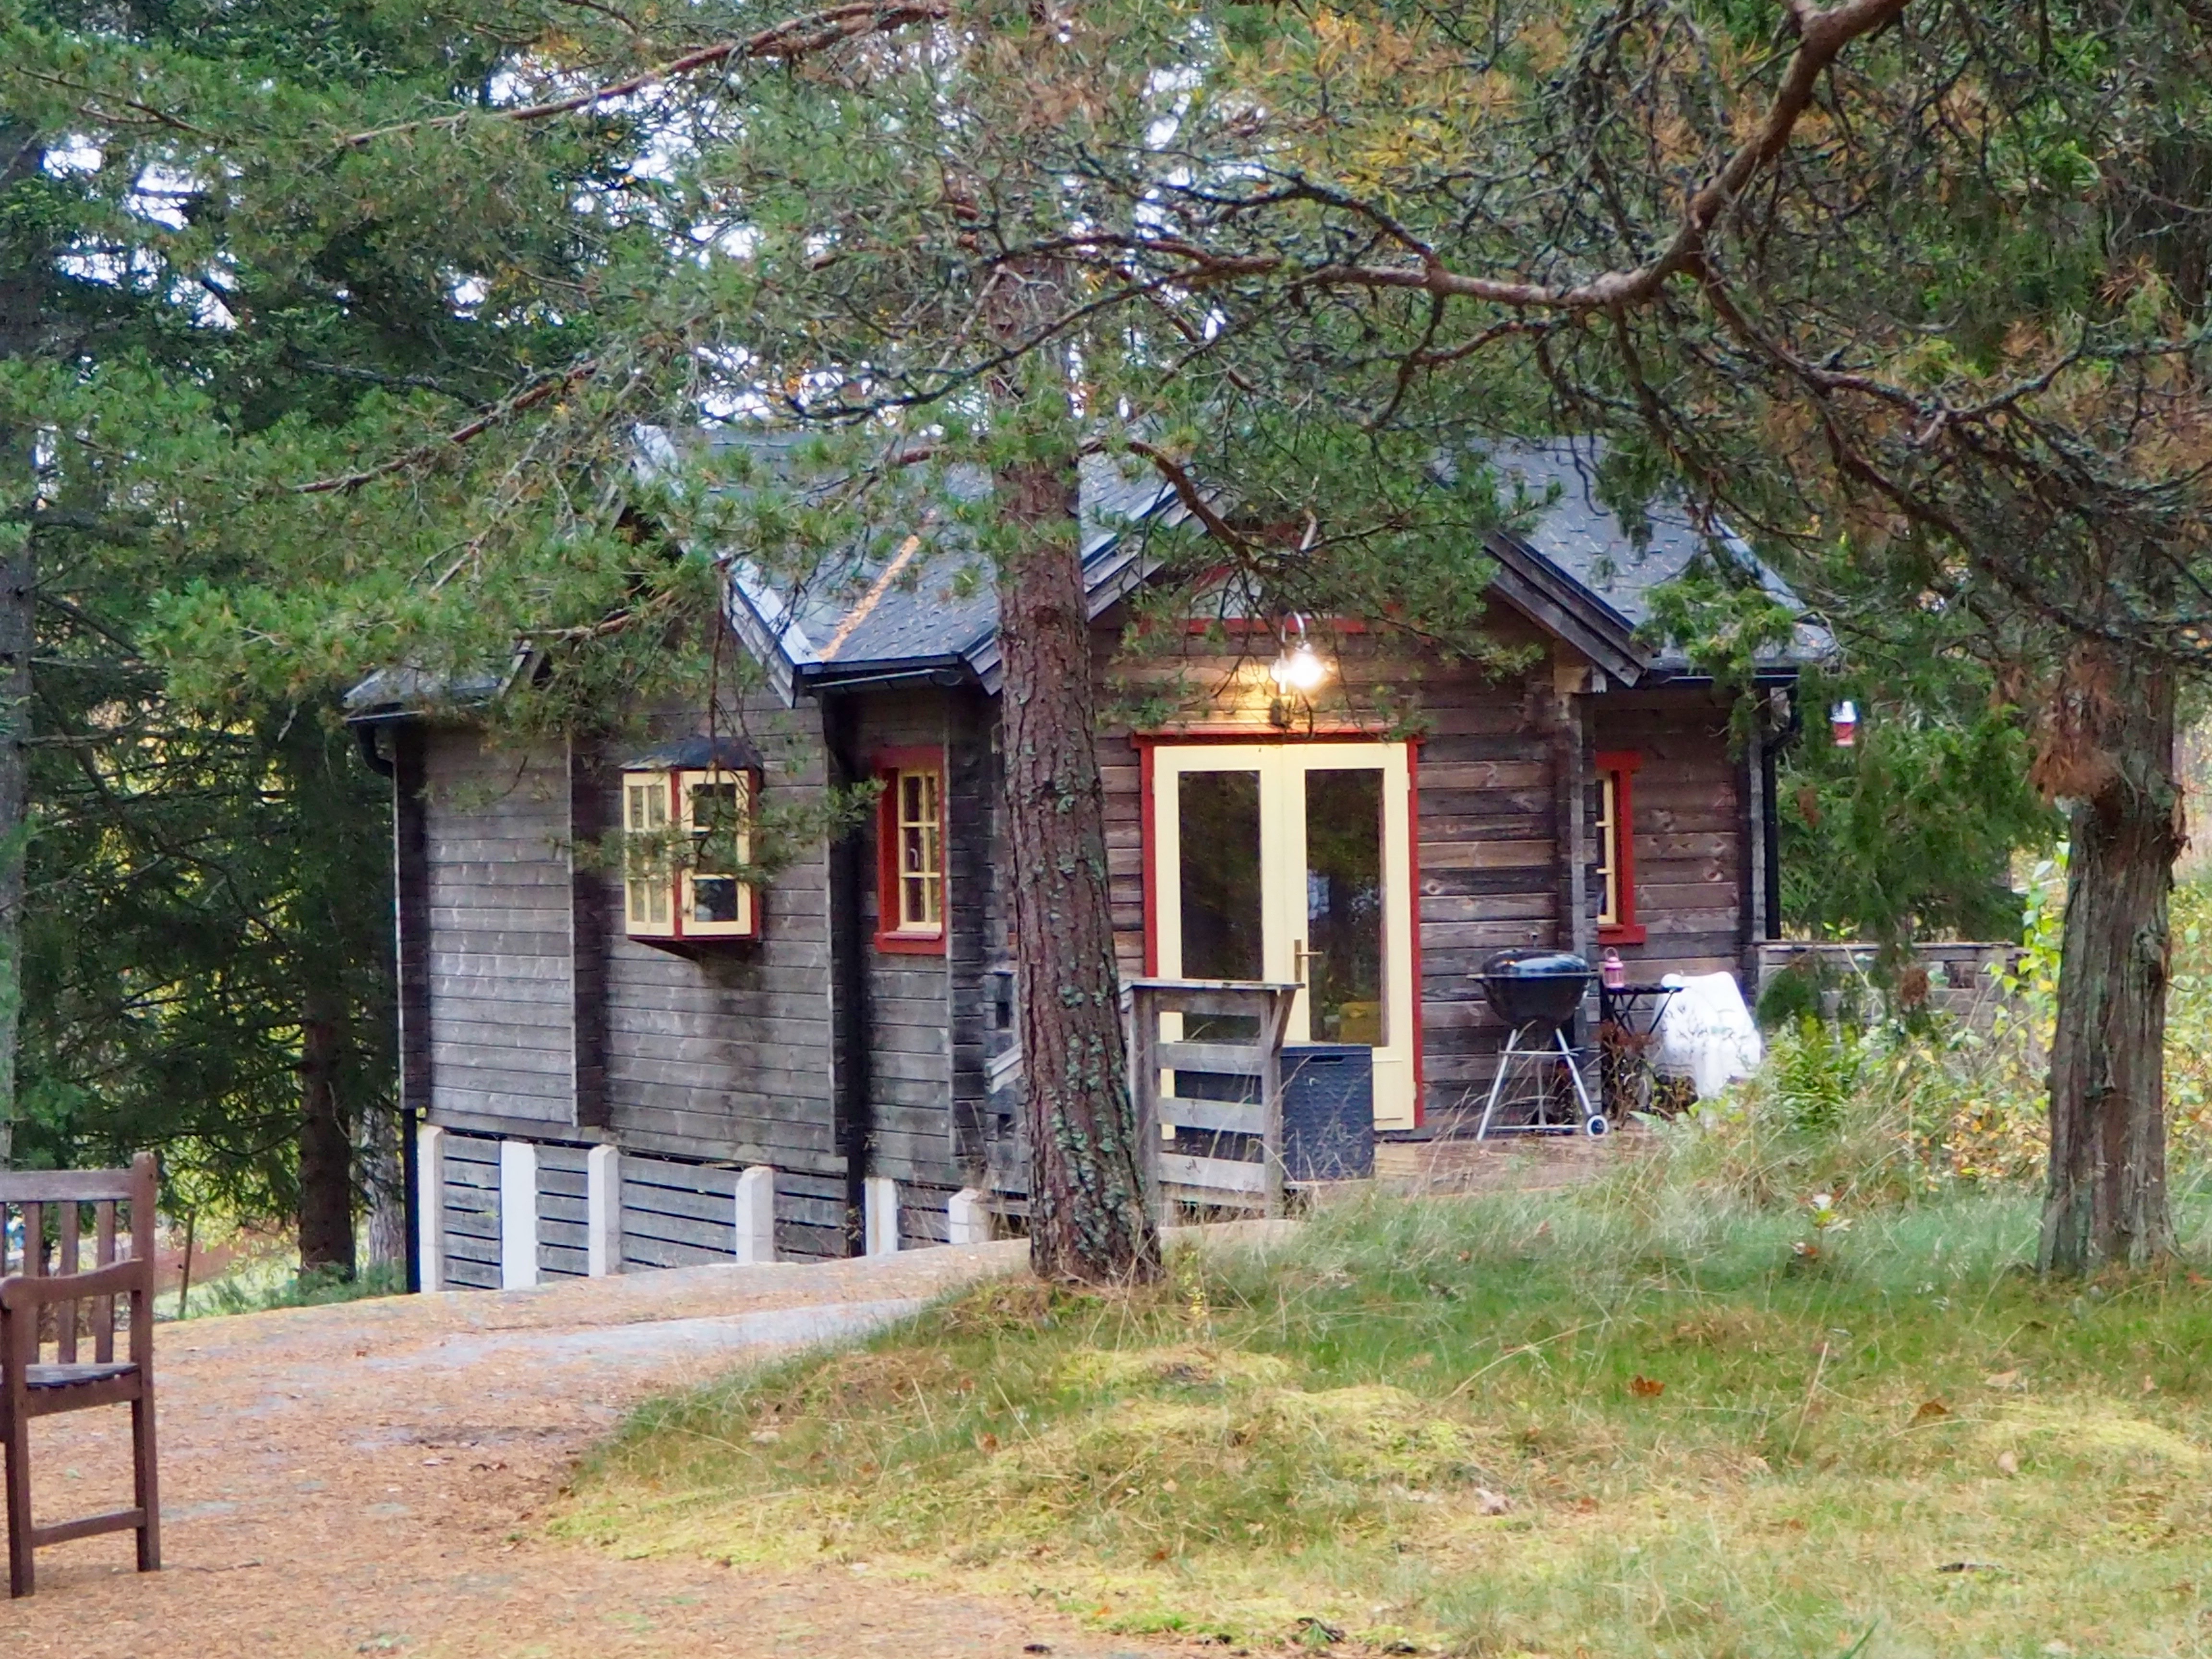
[1407,740,1425,1127]
[1140,740,1159,976]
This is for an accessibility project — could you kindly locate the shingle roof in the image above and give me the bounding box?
[346,431,1826,720]
[1477,439,1832,678]
[717,443,1193,701]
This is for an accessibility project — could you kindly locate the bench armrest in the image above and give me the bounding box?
[0,1259,152,1311]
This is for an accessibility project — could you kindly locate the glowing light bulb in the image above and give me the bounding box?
[1275,641,1328,693]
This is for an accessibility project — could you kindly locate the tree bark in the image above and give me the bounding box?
[298,979,357,1275]
[0,531,30,1173]
[997,458,1160,1285]
[2038,648,2183,1274]
[360,1101,409,1273]
[0,118,46,1171]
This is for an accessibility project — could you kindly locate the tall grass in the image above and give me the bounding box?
[564,1180,2212,1654]
[557,883,2212,1655]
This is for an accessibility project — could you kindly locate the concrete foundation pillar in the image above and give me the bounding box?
[586,1144,622,1277]
[499,1139,539,1290]
[735,1165,776,1264]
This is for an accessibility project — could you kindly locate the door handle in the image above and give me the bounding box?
[1292,939,1323,985]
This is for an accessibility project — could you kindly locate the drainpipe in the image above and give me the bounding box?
[1764,686,1801,940]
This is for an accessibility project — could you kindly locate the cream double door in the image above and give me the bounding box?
[1150,742,1417,1130]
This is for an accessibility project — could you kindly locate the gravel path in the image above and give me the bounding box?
[8,1242,1192,1659]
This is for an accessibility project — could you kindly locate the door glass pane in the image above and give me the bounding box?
[1306,768,1384,1045]
[1178,769,1263,981]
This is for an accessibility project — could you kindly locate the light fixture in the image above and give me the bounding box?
[1830,699,1858,747]
[1269,613,1331,696]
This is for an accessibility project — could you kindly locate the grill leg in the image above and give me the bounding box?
[1474,1030,1522,1141]
[1555,1029,1600,1130]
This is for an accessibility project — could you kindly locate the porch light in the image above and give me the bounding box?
[1269,614,1331,696]
[1830,700,1858,747]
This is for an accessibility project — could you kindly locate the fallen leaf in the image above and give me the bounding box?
[1996,1451,2020,1475]
[1911,1399,1950,1425]
[1474,1488,1512,1516]
[1629,1375,1665,1397]
[2141,1374,2159,1394]
[1983,1370,2020,1389]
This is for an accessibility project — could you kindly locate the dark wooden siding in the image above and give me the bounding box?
[619,1154,739,1270]
[596,689,843,1197]
[1593,690,1747,982]
[535,1142,590,1280]
[421,730,577,1129]
[1414,660,1574,1113]
[440,1132,501,1290]
[1090,616,1748,1124]
[846,688,967,1210]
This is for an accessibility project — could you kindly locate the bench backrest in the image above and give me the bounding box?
[0,1154,157,1367]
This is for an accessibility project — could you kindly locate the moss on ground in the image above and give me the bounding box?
[558,1187,2212,1656]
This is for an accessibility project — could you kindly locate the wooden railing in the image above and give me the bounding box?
[1125,978,1298,1220]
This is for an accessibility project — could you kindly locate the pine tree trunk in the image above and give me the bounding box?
[360,1101,408,1273]
[997,458,1160,1285]
[0,534,30,1173]
[0,120,45,1172]
[298,980,357,1275]
[2038,649,2183,1274]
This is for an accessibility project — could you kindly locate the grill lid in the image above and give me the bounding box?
[1480,949,1592,980]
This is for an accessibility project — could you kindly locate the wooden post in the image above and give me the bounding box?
[1127,983,1161,1225]
[734,1165,775,1264]
[174,1211,195,1321]
[585,1144,621,1277]
[1260,987,1294,1221]
[415,1124,445,1293]
[498,1140,538,1291]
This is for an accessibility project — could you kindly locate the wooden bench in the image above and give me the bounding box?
[0,1154,161,1598]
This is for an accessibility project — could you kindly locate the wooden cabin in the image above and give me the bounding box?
[348,441,1823,1288]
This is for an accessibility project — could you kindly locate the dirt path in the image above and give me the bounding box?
[9,1242,1196,1659]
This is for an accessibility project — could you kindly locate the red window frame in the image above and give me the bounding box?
[874,745,948,955]
[1595,749,1646,946]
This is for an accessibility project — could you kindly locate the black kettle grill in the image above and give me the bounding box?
[1473,949,1606,1139]
[1478,948,1596,1030]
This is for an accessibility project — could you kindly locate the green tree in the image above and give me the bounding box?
[0,0,625,1264]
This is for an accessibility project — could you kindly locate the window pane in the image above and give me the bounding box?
[1597,773,1618,925]
[892,768,943,931]
[690,781,740,874]
[1305,768,1384,1044]
[1178,769,1262,982]
[692,875,741,924]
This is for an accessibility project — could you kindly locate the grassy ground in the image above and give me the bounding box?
[560,1176,2212,1657]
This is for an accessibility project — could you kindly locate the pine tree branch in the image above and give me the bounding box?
[342,1,948,147]
[1286,0,1909,311]
[289,362,598,494]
